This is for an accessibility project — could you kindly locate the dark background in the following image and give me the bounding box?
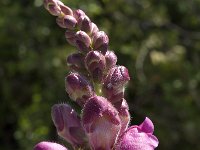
[1,0,200,149]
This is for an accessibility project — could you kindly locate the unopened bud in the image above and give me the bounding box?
[56,17,66,28]
[34,141,68,150]
[105,51,117,70]
[65,30,76,46]
[90,23,99,37]
[63,15,77,29]
[79,16,92,33]
[113,99,130,135]
[65,73,94,106]
[57,1,73,16]
[102,66,130,103]
[82,96,121,150]
[73,9,86,21]
[67,53,85,72]
[56,15,77,29]
[44,0,61,16]
[116,117,159,150]
[92,31,109,55]
[75,31,91,53]
[85,51,106,82]
[51,104,87,146]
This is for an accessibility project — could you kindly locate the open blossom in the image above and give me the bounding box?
[116,117,159,150]
[34,0,159,150]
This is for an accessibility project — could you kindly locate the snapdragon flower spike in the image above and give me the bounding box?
[65,73,94,106]
[113,99,130,135]
[34,141,68,150]
[75,31,92,53]
[51,104,87,147]
[116,117,159,150]
[85,51,106,82]
[105,51,117,70]
[66,52,85,73]
[42,1,159,150]
[92,31,109,55]
[103,66,130,103]
[82,96,121,150]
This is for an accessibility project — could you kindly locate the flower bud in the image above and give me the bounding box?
[90,23,99,37]
[75,31,91,53]
[63,15,77,29]
[65,73,94,106]
[85,51,106,82]
[65,30,76,46]
[79,16,92,33]
[92,31,109,55]
[57,1,73,16]
[115,117,159,150]
[56,15,77,29]
[102,66,130,103]
[44,0,61,16]
[105,51,117,70]
[51,104,87,146]
[113,99,130,135]
[82,96,121,150]
[34,141,68,150]
[67,53,85,72]
[73,9,86,21]
[56,16,66,28]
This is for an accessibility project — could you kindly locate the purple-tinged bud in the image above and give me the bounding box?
[90,23,99,37]
[56,15,77,29]
[51,104,87,146]
[79,16,92,33]
[34,141,68,150]
[65,73,94,106]
[102,66,130,103]
[82,96,121,150]
[67,53,85,72]
[105,51,117,70]
[92,31,109,55]
[73,9,86,21]
[113,99,130,135]
[85,51,106,82]
[56,17,66,28]
[65,30,76,46]
[44,0,61,16]
[57,1,73,16]
[115,117,159,150]
[75,31,91,53]
[63,15,77,29]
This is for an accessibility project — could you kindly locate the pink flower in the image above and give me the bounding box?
[116,117,159,150]
[34,141,68,150]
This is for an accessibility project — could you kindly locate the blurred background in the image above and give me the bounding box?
[1,0,200,149]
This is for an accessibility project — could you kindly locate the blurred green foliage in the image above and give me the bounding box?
[1,0,200,149]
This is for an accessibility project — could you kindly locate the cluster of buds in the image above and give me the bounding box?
[34,0,159,150]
